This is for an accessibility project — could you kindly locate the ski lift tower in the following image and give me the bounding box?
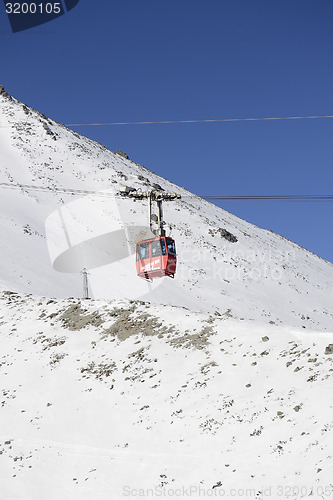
[81,268,90,299]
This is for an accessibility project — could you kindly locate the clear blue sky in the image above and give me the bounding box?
[1,1,333,260]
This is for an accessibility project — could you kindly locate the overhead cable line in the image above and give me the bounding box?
[1,181,333,202]
[200,194,333,201]
[65,114,333,127]
[1,114,333,129]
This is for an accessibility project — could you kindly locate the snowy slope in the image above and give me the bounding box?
[1,292,333,499]
[1,90,333,499]
[0,89,333,329]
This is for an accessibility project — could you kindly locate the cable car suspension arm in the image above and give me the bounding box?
[118,186,181,236]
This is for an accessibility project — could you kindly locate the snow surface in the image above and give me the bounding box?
[0,91,332,499]
[1,292,333,499]
[0,91,333,328]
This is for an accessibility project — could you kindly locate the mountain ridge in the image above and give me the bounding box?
[1,90,333,499]
[0,89,332,329]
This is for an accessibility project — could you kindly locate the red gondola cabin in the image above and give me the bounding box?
[136,236,176,280]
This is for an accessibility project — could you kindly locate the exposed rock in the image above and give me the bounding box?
[116,150,130,160]
[102,308,174,342]
[169,325,215,350]
[81,361,117,380]
[152,183,164,190]
[324,344,333,355]
[59,303,103,330]
[208,227,238,243]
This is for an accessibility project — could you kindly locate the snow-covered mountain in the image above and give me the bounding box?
[0,88,333,329]
[1,292,333,499]
[1,89,333,499]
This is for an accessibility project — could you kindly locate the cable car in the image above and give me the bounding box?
[136,236,176,280]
